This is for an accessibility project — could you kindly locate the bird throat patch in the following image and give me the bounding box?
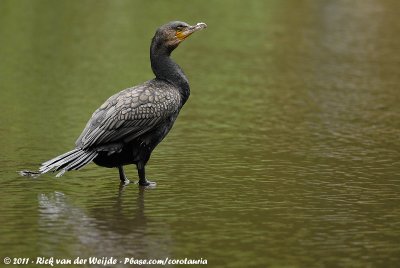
[176,31,188,40]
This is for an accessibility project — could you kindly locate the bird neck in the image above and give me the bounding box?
[150,44,190,104]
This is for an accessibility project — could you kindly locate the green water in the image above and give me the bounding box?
[1,0,399,267]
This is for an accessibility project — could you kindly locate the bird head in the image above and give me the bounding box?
[152,21,207,52]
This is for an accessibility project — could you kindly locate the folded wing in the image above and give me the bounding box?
[76,82,181,150]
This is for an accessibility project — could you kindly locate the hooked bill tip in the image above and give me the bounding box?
[196,22,207,29]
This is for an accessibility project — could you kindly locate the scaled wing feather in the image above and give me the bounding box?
[76,83,180,149]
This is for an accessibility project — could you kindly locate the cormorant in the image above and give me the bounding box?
[21,21,207,186]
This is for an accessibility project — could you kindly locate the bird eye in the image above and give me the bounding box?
[176,25,185,30]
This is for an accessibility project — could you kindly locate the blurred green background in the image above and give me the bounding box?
[0,0,399,267]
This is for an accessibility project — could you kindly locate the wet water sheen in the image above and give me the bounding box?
[1,0,399,267]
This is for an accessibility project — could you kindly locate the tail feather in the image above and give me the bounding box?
[41,149,79,168]
[20,148,98,177]
[40,149,82,173]
[73,151,97,170]
[47,149,86,172]
[63,150,98,171]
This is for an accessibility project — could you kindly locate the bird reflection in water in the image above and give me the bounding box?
[36,185,171,261]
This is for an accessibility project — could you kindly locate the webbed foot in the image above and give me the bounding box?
[120,179,131,186]
[138,179,156,188]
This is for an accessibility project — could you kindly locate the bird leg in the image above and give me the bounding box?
[136,162,156,187]
[118,166,130,185]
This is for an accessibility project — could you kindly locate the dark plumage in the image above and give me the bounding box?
[21,21,207,186]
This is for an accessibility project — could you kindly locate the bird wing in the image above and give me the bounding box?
[75,82,181,150]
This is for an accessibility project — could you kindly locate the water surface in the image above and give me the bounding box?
[0,0,399,267]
